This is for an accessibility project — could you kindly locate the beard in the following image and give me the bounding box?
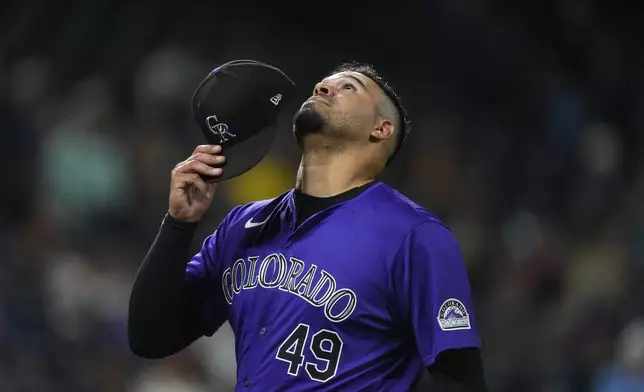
[292,104,327,145]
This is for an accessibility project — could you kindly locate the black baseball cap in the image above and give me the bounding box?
[191,59,296,182]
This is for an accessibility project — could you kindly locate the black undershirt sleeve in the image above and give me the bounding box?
[423,348,489,391]
[127,214,208,359]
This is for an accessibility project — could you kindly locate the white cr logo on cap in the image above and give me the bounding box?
[206,115,237,143]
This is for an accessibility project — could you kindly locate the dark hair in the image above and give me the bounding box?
[329,61,411,165]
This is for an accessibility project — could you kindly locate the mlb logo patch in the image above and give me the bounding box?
[437,298,471,331]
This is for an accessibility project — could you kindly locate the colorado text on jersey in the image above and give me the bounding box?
[221,253,357,323]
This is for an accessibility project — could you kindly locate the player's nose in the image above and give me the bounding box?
[314,82,334,97]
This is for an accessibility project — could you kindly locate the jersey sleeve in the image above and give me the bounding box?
[389,220,481,367]
[184,208,239,337]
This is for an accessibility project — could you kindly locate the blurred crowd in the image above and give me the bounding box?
[2,1,644,391]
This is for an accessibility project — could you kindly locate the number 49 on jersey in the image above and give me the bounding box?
[275,323,344,383]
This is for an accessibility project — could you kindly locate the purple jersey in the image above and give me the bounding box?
[185,182,480,391]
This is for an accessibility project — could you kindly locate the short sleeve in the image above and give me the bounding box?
[184,209,239,337]
[389,221,481,366]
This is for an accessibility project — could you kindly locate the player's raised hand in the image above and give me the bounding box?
[168,144,225,222]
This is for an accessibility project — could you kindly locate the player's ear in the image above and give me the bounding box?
[370,118,395,142]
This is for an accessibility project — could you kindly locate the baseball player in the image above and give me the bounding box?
[128,62,488,391]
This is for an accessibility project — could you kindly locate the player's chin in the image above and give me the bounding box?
[292,106,326,138]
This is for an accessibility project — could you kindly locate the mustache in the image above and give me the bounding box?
[304,95,332,105]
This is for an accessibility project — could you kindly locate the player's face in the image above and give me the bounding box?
[293,71,380,145]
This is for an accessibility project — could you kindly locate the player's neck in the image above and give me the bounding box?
[295,150,375,197]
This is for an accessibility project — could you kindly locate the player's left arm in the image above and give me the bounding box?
[389,221,489,391]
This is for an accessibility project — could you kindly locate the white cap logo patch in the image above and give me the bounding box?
[270,93,282,106]
[437,298,471,331]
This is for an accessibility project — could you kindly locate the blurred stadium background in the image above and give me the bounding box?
[2,0,644,391]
